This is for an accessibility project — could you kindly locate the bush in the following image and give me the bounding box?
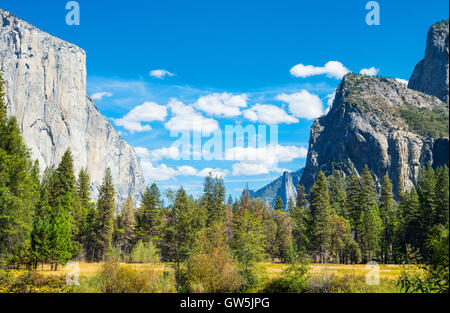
[129,241,160,263]
[73,262,175,293]
[183,222,242,293]
[262,261,310,293]
[307,274,399,293]
[0,270,67,293]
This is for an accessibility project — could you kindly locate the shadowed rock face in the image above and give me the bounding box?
[252,169,303,210]
[408,20,449,103]
[300,73,448,198]
[0,9,146,205]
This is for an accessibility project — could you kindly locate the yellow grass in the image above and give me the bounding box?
[39,262,172,277]
[37,261,414,282]
[260,263,418,280]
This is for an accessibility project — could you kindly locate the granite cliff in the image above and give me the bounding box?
[0,9,146,204]
[300,73,448,197]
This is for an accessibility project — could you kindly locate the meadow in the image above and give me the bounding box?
[0,262,418,293]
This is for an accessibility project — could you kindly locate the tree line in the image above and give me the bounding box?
[1,75,448,277]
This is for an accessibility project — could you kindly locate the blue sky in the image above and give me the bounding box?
[3,0,448,199]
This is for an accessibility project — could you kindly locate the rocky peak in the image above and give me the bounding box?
[252,169,303,210]
[0,9,146,204]
[300,73,448,197]
[408,20,449,102]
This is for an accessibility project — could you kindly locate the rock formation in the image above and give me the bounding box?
[252,169,303,209]
[300,73,448,197]
[408,20,449,102]
[0,9,146,204]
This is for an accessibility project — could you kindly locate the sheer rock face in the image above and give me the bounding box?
[253,169,303,210]
[0,9,146,204]
[408,20,449,103]
[300,74,448,198]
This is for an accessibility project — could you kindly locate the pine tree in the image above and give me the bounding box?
[114,195,136,260]
[328,170,348,218]
[0,75,37,266]
[347,174,362,238]
[416,164,437,260]
[379,174,396,263]
[136,184,163,245]
[398,188,421,257]
[49,203,73,269]
[274,196,284,211]
[435,166,449,227]
[201,173,226,225]
[49,148,76,207]
[358,203,382,263]
[310,171,333,263]
[171,187,194,269]
[96,168,115,261]
[295,184,308,209]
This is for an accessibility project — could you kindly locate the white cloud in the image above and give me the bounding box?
[150,69,175,79]
[326,92,336,107]
[177,166,229,178]
[194,92,248,117]
[140,160,229,182]
[113,102,167,133]
[165,99,219,133]
[140,160,178,181]
[324,92,336,114]
[395,78,409,85]
[290,61,350,79]
[91,91,113,101]
[359,67,379,76]
[225,144,307,176]
[134,146,180,161]
[243,104,298,124]
[276,90,324,119]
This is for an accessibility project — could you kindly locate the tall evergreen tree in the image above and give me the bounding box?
[347,174,362,238]
[358,203,382,263]
[310,171,333,263]
[295,184,308,209]
[171,187,195,269]
[379,174,395,263]
[0,75,36,266]
[435,166,449,227]
[417,164,437,260]
[96,168,115,261]
[201,173,226,225]
[114,195,136,259]
[328,170,348,218]
[136,184,163,245]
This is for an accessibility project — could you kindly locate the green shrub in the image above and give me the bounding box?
[262,261,310,293]
[129,241,160,263]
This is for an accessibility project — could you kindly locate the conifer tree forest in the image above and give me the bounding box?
[0,76,448,293]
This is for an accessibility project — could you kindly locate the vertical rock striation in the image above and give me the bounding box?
[0,9,146,204]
